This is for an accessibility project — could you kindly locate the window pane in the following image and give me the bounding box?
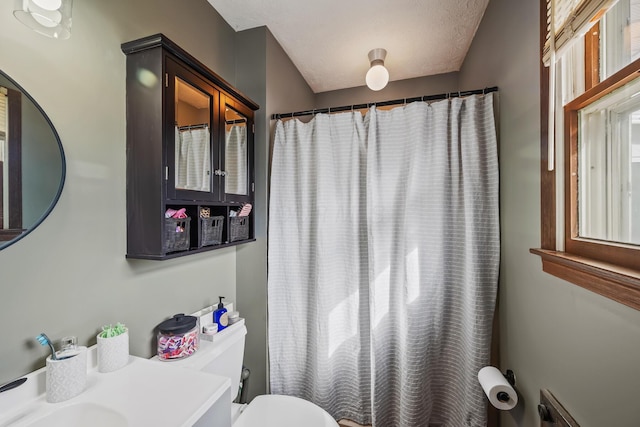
[578,75,640,245]
[602,0,640,79]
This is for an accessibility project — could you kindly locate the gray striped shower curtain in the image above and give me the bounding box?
[268,93,499,427]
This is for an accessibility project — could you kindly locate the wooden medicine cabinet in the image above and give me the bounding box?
[122,34,259,260]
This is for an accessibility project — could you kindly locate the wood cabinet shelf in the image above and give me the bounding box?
[122,34,259,260]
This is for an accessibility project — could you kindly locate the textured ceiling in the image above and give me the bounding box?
[206,0,490,93]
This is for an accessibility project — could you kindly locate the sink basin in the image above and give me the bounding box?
[26,403,128,427]
[0,348,231,427]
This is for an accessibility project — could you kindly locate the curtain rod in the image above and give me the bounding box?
[271,86,498,120]
[225,119,247,125]
[177,123,209,130]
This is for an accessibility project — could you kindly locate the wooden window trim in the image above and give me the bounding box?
[533,0,640,312]
[530,248,640,309]
[540,0,556,251]
[564,57,640,271]
[584,22,600,91]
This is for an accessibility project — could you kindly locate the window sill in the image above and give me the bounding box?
[0,229,24,242]
[530,248,640,311]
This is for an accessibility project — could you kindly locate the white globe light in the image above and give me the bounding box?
[13,0,72,39]
[32,10,62,27]
[366,64,389,91]
[32,0,63,11]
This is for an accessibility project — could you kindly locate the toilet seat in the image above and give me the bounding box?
[233,395,339,427]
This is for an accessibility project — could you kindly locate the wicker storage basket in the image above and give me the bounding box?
[200,216,224,246]
[164,217,190,253]
[229,216,249,242]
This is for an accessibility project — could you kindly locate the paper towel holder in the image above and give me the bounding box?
[504,369,516,386]
[478,366,518,409]
[497,370,516,403]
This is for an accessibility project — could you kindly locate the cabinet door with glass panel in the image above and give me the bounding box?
[220,94,253,204]
[166,57,220,202]
[123,34,259,259]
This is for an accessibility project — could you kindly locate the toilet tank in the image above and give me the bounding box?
[161,319,247,404]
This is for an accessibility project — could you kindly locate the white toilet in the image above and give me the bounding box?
[164,319,339,427]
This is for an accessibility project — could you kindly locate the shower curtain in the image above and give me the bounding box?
[175,126,211,192]
[268,93,499,427]
[225,124,247,194]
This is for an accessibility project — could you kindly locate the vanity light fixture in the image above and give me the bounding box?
[365,48,389,91]
[13,0,73,40]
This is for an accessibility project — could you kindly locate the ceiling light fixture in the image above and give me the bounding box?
[13,0,73,40]
[365,48,389,91]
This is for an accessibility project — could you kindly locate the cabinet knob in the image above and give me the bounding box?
[537,404,552,422]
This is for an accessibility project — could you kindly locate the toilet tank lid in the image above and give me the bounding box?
[234,395,339,427]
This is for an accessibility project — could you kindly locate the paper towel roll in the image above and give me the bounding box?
[478,366,518,410]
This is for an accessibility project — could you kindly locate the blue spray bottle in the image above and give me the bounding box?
[213,296,229,331]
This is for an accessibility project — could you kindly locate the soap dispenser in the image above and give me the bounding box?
[213,296,229,331]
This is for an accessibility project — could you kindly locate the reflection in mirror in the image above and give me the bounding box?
[1,86,22,238]
[578,74,640,245]
[0,69,65,250]
[174,77,211,193]
[224,107,247,196]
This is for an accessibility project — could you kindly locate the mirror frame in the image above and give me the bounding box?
[0,69,66,251]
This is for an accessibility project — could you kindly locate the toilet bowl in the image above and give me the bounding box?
[233,395,338,427]
[162,319,338,427]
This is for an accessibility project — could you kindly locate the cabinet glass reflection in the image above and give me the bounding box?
[174,77,211,193]
[224,106,247,196]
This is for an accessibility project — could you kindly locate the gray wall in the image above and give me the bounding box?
[0,0,240,384]
[235,26,269,401]
[235,25,317,400]
[460,0,640,426]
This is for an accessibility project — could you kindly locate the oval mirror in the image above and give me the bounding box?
[0,69,65,250]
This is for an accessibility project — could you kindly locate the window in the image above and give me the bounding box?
[574,75,640,246]
[534,0,640,311]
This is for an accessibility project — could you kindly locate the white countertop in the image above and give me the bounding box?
[0,347,230,427]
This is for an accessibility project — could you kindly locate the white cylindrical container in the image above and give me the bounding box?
[97,329,130,373]
[45,346,87,403]
[227,311,240,325]
[202,323,218,336]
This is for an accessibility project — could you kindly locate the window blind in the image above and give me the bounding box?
[543,0,619,65]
